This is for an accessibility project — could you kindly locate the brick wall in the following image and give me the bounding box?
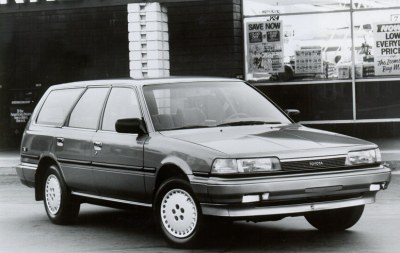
[166,0,243,78]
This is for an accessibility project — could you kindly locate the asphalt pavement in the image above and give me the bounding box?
[1,142,400,252]
[0,160,399,252]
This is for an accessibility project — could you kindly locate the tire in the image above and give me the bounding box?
[154,178,203,248]
[305,205,365,232]
[43,165,80,225]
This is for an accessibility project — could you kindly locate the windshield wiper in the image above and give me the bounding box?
[216,121,282,127]
[167,125,210,130]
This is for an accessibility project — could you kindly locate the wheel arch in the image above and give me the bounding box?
[35,154,61,201]
[153,163,190,202]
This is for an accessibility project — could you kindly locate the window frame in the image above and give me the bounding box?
[65,86,111,130]
[98,86,144,133]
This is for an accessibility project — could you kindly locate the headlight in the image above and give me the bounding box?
[212,158,281,174]
[345,148,382,166]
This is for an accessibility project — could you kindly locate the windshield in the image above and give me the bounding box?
[143,81,291,131]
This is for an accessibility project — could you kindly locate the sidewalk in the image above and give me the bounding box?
[0,150,19,176]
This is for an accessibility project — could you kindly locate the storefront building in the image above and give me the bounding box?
[244,0,400,139]
[1,0,400,149]
[0,0,242,149]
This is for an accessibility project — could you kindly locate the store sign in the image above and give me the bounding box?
[294,48,323,74]
[391,14,400,22]
[10,108,31,124]
[247,21,284,74]
[10,101,32,128]
[374,22,400,76]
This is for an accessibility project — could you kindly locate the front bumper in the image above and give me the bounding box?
[191,166,391,218]
[202,192,377,217]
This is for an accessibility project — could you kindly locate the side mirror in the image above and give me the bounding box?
[284,109,301,122]
[115,118,147,134]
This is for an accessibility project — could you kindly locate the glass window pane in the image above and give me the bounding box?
[69,88,109,129]
[353,9,400,79]
[352,0,400,10]
[244,0,350,15]
[245,12,352,83]
[143,81,291,131]
[36,88,83,126]
[101,88,141,131]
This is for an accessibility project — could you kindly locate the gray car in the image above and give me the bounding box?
[17,77,391,247]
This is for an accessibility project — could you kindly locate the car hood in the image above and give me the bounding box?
[160,124,376,159]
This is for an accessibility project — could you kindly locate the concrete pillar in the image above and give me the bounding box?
[128,3,170,78]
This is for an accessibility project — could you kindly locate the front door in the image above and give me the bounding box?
[91,87,147,202]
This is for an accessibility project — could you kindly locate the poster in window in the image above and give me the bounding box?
[247,21,284,74]
[373,22,400,76]
[10,101,33,129]
[294,48,323,74]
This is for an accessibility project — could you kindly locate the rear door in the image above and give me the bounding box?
[91,86,147,202]
[55,87,109,195]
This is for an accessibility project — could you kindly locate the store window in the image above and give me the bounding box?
[244,0,400,121]
[245,12,352,82]
[353,9,400,79]
[244,0,350,15]
[352,0,400,10]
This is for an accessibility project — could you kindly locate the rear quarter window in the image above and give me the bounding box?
[36,88,84,126]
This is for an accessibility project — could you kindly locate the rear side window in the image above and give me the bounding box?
[68,88,109,129]
[36,88,83,126]
[101,88,142,131]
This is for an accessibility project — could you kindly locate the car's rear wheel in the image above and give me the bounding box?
[43,165,80,225]
[154,178,203,248]
[305,205,365,232]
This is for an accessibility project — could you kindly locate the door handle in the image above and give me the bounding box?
[94,141,102,151]
[56,137,64,147]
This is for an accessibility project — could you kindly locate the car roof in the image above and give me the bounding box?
[49,77,243,90]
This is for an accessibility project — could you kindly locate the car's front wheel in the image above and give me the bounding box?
[305,205,365,232]
[154,178,203,248]
[43,165,80,225]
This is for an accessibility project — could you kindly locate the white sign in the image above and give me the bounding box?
[10,109,32,124]
[373,22,400,76]
[246,21,284,75]
[295,48,323,74]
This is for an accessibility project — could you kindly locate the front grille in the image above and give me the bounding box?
[281,157,346,171]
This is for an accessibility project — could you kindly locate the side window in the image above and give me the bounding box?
[102,88,141,131]
[68,88,109,129]
[36,88,83,126]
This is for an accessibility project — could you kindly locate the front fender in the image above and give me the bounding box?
[158,156,193,175]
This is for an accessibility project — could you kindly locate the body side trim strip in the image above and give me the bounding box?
[71,191,152,207]
[18,163,38,170]
[91,162,142,171]
[21,153,39,160]
[58,158,91,165]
